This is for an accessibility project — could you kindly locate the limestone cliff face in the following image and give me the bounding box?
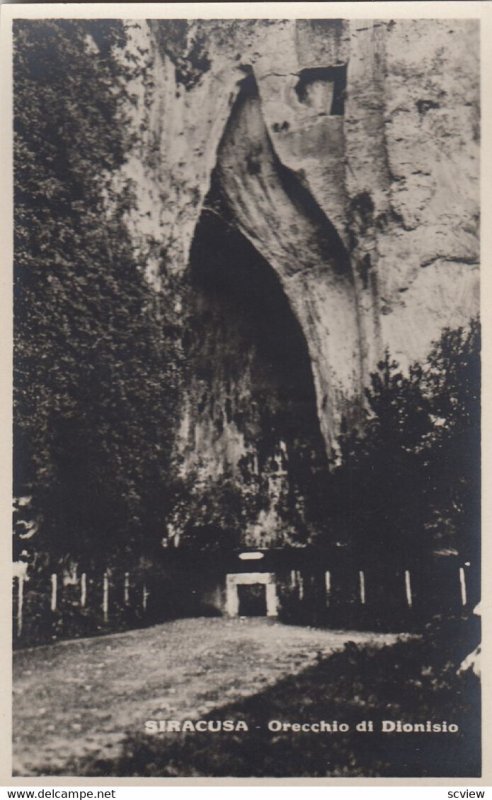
[115,18,479,539]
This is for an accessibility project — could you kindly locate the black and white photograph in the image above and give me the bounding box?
[7,5,482,780]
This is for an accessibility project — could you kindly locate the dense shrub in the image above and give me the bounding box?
[14,21,182,566]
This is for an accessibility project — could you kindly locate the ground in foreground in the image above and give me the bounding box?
[13,615,479,777]
[13,617,397,775]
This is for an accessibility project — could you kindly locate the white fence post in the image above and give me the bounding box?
[359,570,366,605]
[50,573,58,612]
[80,573,87,608]
[124,572,130,606]
[325,571,331,606]
[142,582,149,612]
[459,566,467,607]
[103,571,109,622]
[404,569,413,608]
[17,575,24,637]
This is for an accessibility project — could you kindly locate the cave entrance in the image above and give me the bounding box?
[237,583,267,617]
[187,186,328,545]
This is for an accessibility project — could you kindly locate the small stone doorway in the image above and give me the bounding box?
[226,572,278,617]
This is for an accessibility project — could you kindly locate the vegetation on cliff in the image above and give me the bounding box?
[14,20,182,568]
[321,320,480,566]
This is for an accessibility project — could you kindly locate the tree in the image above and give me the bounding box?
[320,319,480,569]
[14,21,182,567]
[424,320,480,562]
[167,467,269,553]
[329,354,434,566]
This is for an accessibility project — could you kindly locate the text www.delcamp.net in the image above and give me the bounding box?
[7,791,116,799]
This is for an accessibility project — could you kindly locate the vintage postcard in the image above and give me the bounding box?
[1,1,489,783]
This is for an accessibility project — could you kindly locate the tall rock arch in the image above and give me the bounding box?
[113,18,479,540]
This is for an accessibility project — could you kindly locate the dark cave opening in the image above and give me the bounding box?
[188,195,328,485]
[295,65,347,116]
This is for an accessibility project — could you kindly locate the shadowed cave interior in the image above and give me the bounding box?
[187,191,328,538]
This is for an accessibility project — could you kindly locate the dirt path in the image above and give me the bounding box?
[13,617,402,775]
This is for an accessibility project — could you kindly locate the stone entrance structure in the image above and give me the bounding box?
[225,572,278,617]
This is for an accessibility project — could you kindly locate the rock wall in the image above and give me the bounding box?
[115,18,479,525]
